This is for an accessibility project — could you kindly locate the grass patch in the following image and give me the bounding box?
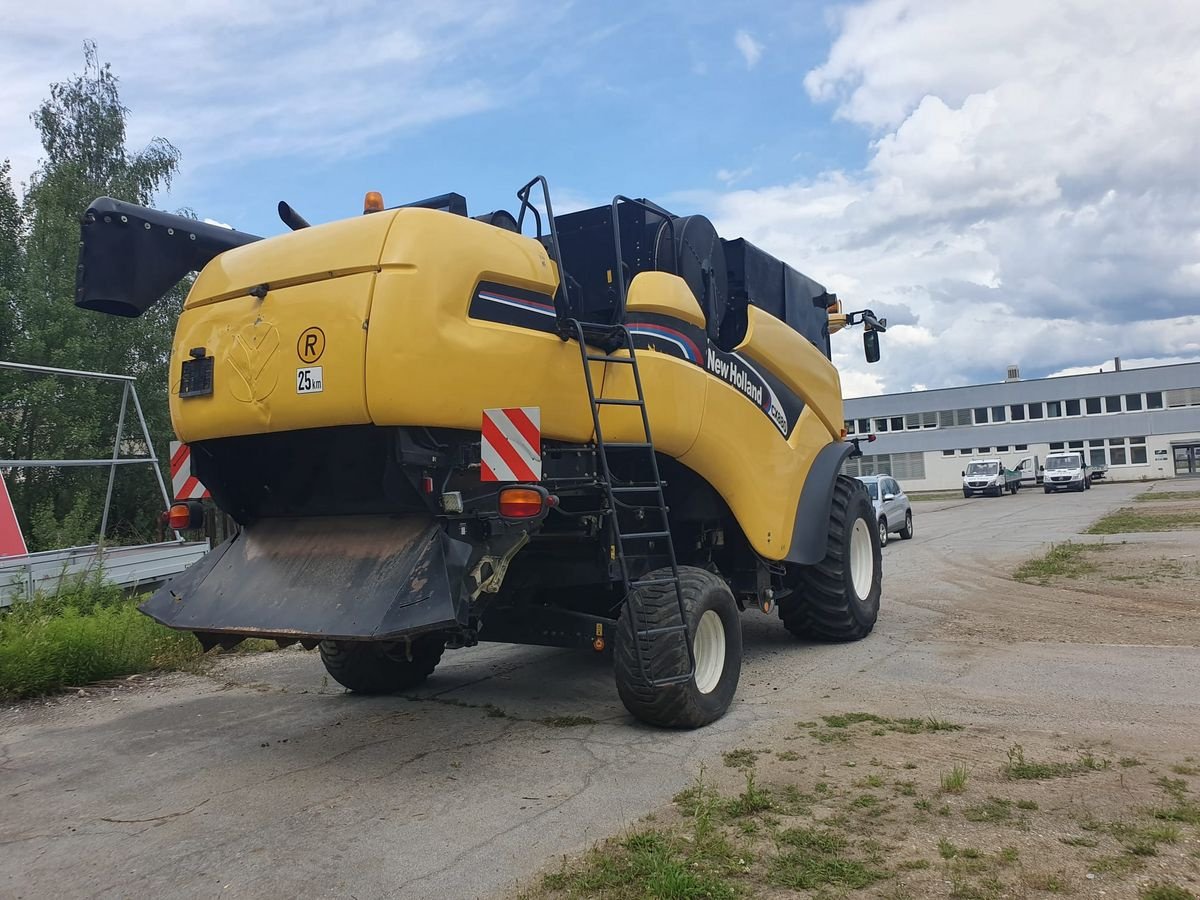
[1003,744,1108,780]
[1135,490,1200,502]
[723,772,773,818]
[1170,763,1200,776]
[1150,801,1200,825]
[1120,756,1144,768]
[0,577,214,699]
[776,750,800,762]
[963,797,1012,823]
[1086,508,1200,534]
[722,748,758,768]
[769,828,885,891]
[909,490,968,502]
[542,827,738,899]
[1091,853,1144,876]
[1141,883,1197,900]
[806,712,963,737]
[1021,870,1069,893]
[541,715,597,728]
[1013,541,1105,584]
[821,712,891,728]
[941,764,969,793]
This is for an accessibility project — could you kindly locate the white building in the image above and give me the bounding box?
[841,361,1200,492]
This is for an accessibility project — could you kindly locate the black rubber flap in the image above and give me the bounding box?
[140,516,472,641]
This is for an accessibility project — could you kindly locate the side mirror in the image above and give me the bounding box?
[960,470,965,476]
[883,493,895,502]
[863,329,880,363]
[1039,465,1045,472]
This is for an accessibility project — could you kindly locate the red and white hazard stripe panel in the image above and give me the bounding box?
[480,407,541,482]
[170,440,211,501]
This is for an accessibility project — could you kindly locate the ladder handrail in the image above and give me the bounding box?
[568,318,694,687]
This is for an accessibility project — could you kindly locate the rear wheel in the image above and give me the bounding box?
[899,510,913,540]
[614,566,742,729]
[320,635,445,694]
[778,475,881,641]
[878,517,889,547]
[1044,486,1052,494]
[962,488,971,498]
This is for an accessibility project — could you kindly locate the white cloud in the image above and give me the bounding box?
[716,166,753,185]
[202,217,232,230]
[734,30,763,69]
[703,0,1200,392]
[0,0,534,192]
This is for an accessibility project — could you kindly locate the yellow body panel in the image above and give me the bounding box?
[602,273,709,459]
[171,271,376,441]
[365,210,599,441]
[170,209,846,562]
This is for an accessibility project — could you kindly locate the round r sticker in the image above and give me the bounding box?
[297,327,325,363]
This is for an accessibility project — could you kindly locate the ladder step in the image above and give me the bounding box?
[620,531,670,541]
[638,624,688,638]
[585,355,635,364]
[604,442,654,450]
[611,484,663,493]
[595,398,644,407]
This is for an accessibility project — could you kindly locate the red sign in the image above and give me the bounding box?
[0,472,28,558]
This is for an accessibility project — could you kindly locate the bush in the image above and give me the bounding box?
[0,573,203,700]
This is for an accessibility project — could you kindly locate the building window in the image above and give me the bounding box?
[1146,392,1163,410]
[1015,444,1028,451]
[1104,395,1122,413]
[1166,388,1200,408]
[1050,442,1064,450]
[842,451,926,481]
[977,448,990,454]
[1085,396,1102,415]
[1028,403,1044,419]
[1131,445,1148,464]
[1065,398,1081,416]
[845,421,856,435]
[996,445,1008,452]
[991,406,1007,423]
[891,416,904,432]
[959,448,972,455]
[1068,440,1084,449]
[875,418,889,432]
[1125,393,1143,411]
[1010,404,1026,421]
[973,407,989,425]
[1047,401,1062,418]
[942,449,955,457]
[1090,447,1106,467]
[858,419,871,433]
[1110,445,1127,465]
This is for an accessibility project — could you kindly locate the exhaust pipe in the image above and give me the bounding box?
[75,197,261,317]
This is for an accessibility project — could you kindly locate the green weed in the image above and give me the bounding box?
[941,764,969,793]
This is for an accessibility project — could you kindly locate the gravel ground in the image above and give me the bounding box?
[2,479,1198,899]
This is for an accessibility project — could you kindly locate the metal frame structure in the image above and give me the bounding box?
[0,360,176,546]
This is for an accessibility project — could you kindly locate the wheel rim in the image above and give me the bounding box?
[906,512,912,535]
[878,519,887,546]
[692,609,726,695]
[851,518,874,598]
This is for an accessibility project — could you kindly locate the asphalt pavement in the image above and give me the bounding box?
[3,479,1197,899]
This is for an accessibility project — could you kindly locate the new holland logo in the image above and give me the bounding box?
[706,347,789,436]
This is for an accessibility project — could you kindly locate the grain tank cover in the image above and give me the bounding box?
[723,238,833,358]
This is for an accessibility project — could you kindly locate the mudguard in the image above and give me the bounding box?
[140,516,473,642]
[785,441,856,565]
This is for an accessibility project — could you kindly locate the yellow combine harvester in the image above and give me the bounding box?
[76,178,887,727]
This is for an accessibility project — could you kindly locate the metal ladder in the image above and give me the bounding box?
[567,318,694,687]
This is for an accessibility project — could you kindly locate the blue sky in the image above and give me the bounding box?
[3,0,1198,395]
[167,2,866,237]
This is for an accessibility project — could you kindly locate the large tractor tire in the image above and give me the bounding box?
[614,566,742,729]
[320,635,445,694]
[778,475,881,641]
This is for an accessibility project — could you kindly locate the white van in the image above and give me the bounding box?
[1042,451,1091,493]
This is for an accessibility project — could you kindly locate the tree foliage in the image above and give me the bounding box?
[0,43,183,550]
